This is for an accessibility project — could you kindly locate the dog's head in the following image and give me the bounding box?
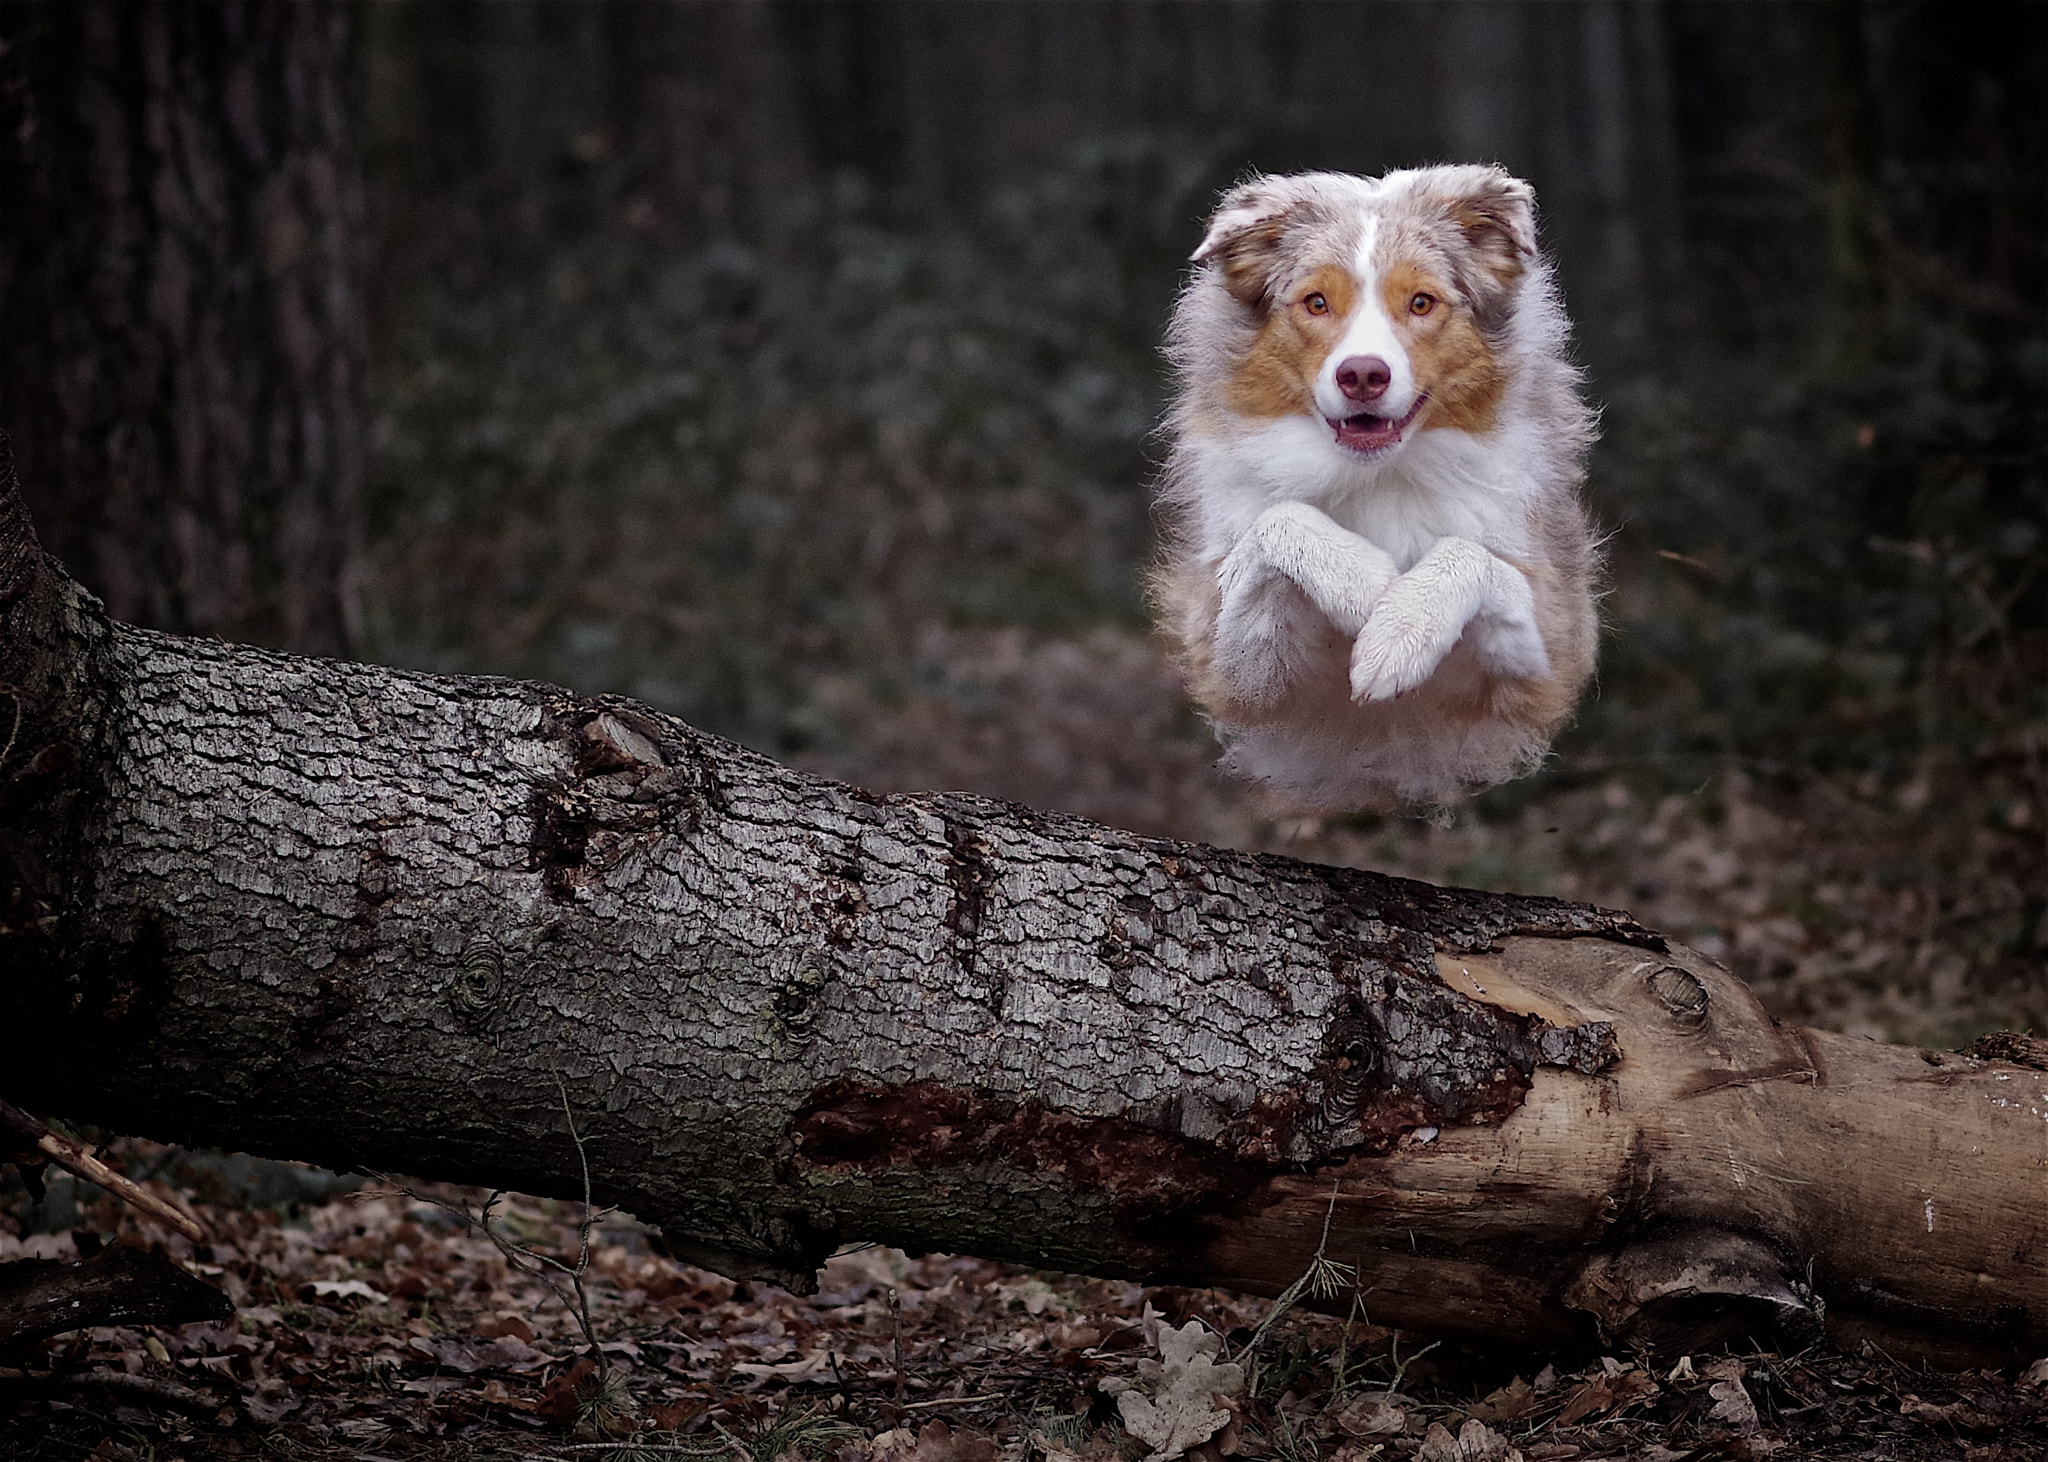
[1190,166,1538,459]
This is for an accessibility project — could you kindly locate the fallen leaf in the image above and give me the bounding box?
[1470,1376,1534,1423]
[1609,1368,1658,1409]
[1327,1396,1407,1437]
[244,1383,300,1424]
[1708,1379,1759,1433]
[1112,1320,1245,1461]
[1555,1380,1613,1427]
[908,1419,999,1462]
[479,1378,538,1412]
[732,1349,832,1380]
[537,1357,599,1430]
[1900,1395,1996,1432]
[1418,1418,1522,1462]
[310,1279,389,1305]
[407,1334,552,1373]
[480,1313,536,1343]
[645,1395,708,1429]
[868,1426,920,1462]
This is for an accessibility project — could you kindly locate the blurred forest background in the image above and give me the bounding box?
[1,0,2042,1047]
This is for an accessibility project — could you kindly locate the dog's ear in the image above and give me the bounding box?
[1447,168,1536,274]
[1192,177,1310,307]
[1426,167,1537,334]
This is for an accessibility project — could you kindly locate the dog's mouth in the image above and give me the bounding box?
[1328,395,1428,454]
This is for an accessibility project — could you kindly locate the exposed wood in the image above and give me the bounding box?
[0,445,2042,1367]
[0,1098,209,1243]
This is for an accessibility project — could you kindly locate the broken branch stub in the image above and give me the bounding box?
[0,445,2043,1366]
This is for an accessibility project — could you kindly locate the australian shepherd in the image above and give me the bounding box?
[1151,165,1599,811]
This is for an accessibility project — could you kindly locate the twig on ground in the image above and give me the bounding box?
[0,1363,228,1419]
[359,1072,613,1364]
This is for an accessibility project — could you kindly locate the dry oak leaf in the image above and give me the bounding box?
[871,1421,999,1462]
[1418,1418,1522,1462]
[1327,1396,1408,1438]
[537,1357,621,1432]
[407,1334,553,1373]
[1554,1380,1613,1428]
[1469,1376,1536,1424]
[1108,1319,1245,1462]
[1707,1378,1760,1433]
[1899,1395,2000,1433]
[308,1279,388,1305]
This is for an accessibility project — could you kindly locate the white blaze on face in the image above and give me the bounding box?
[1312,215,1417,423]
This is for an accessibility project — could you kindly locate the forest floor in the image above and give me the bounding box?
[4,628,2045,1462]
[3,1154,2046,1462]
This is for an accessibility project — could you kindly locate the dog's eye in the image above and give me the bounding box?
[1409,292,1436,316]
[1303,292,1330,316]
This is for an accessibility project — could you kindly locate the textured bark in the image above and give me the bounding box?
[0,0,364,655]
[0,1246,234,1349]
[1,451,2044,1367]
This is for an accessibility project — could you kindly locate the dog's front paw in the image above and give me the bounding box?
[1349,607,1457,702]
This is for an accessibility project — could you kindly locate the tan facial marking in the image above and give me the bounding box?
[1381,258,1505,435]
[1228,264,1357,419]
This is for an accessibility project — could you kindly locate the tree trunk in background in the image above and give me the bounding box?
[4,451,2045,1369]
[0,0,364,656]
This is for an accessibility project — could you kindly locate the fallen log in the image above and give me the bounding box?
[0,1245,234,1350]
[1,437,2042,1368]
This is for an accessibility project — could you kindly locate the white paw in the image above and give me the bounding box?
[1349,609,1457,702]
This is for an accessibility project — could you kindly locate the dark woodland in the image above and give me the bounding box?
[1,3,2044,1459]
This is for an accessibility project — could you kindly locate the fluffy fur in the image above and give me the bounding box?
[1152,166,1599,811]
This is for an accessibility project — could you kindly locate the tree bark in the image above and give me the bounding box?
[0,1246,234,1350]
[1,445,2043,1369]
[0,0,365,656]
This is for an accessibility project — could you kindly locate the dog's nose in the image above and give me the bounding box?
[1335,355,1392,403]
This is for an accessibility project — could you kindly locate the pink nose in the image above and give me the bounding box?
[1335,355,1392,403]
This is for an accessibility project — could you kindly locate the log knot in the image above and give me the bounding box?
[526,695,721,899]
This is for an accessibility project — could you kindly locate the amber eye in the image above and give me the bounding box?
[1303,292,1330,316]
[1409,292,1436,316]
